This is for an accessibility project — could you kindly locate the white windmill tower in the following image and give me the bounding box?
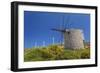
[51,15,84,49]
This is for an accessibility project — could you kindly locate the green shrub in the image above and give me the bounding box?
[24,45,90,61]
[24,49,41,61]
[48,45,64,60]
[80,49,90,59]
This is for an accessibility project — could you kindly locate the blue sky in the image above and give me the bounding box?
[24,11,90,48]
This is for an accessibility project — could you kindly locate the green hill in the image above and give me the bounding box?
[24,45,90,62]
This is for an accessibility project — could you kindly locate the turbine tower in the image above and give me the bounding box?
[52,37,55,45]
[35,41,37,48]
[43,41,45,47]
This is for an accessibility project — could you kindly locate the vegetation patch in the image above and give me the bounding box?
[24,45,90,62]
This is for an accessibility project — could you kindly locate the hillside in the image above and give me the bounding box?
[24,44,90,62]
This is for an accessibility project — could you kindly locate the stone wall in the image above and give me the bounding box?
[64,29,84,49]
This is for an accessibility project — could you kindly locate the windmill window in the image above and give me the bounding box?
[67,31,70,34]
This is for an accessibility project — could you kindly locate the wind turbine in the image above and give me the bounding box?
[43,41,45,47]
[35,41,37,48]
[52,37,55,45]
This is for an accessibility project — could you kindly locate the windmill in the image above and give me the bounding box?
[51,14,84,49]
